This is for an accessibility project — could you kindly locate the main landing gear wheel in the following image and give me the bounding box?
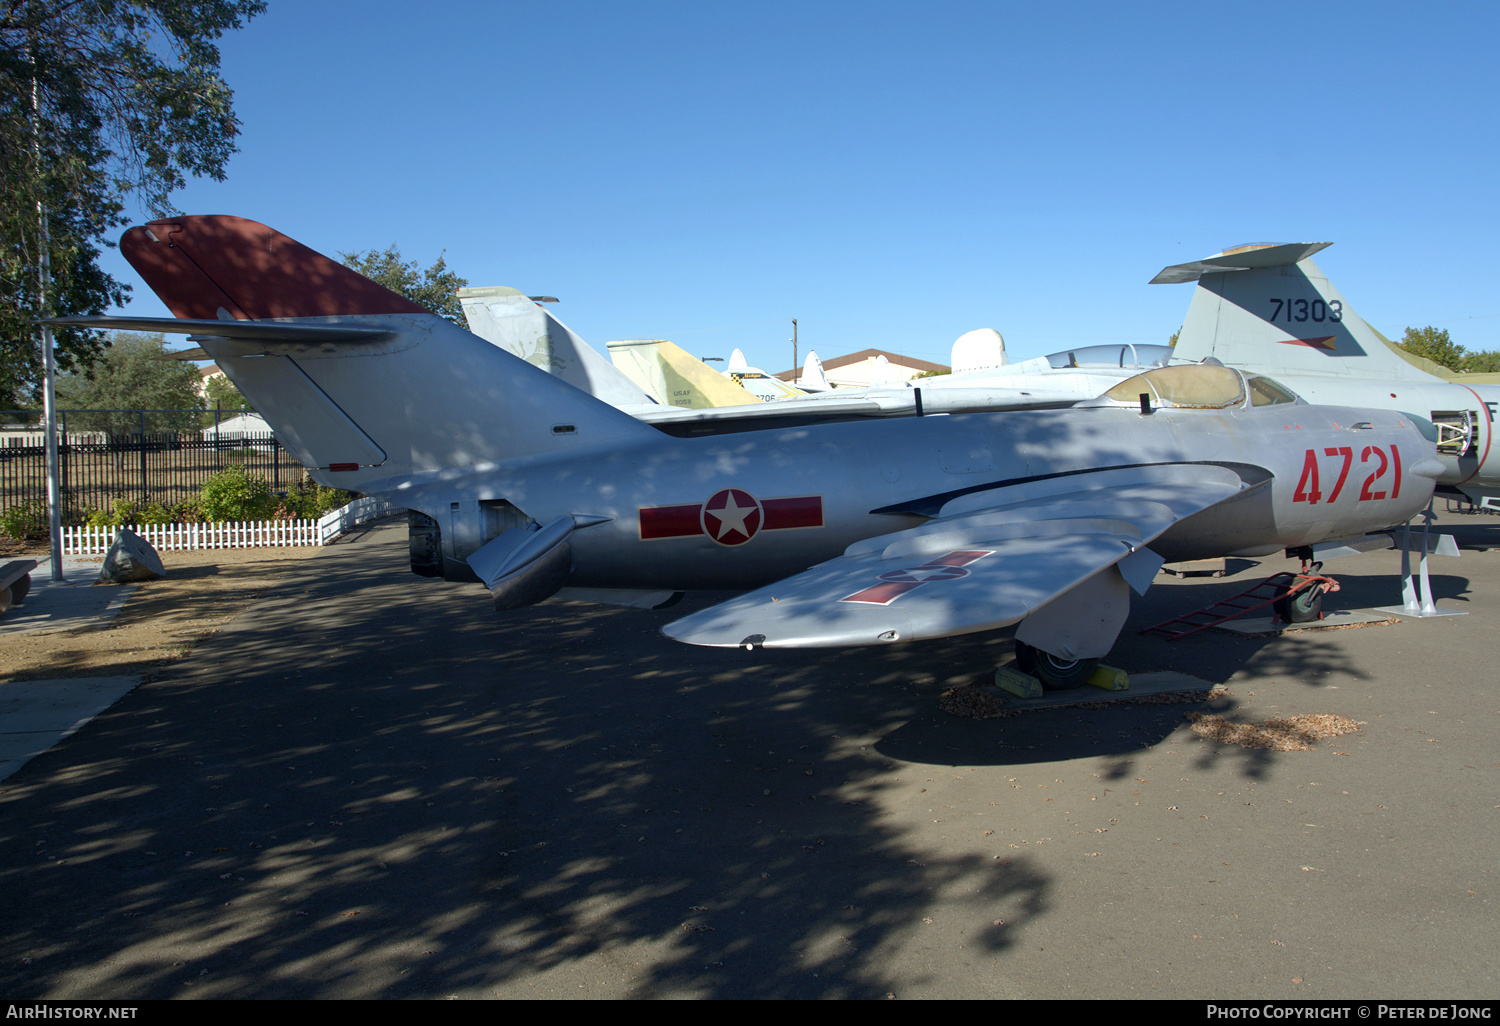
[1273,583,1323,623]
[1013,641,1099,691]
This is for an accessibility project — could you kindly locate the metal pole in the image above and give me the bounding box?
[139,411,148,503]
[33,49,63,580]
[792,318,798,385]
[40,319,61,579]
[59,408,67,507]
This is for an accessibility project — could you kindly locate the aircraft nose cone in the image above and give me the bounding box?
[1407,458,1446,480]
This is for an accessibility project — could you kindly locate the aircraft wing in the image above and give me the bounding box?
[662,465,1249,648]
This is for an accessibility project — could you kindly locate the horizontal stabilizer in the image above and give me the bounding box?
[1151,242,1332,284]
[47,315,393,345]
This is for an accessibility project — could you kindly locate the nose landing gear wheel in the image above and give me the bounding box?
[1013,641,1099,691]
[1273,583,1324,623]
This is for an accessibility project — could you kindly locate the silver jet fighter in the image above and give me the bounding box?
[58,216,1442,688]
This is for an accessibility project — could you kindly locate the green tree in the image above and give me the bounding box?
[1459,349,1500,374]
[340,245,469,327]
[56,331,203,433]
[0,1,265,408]
[1168,328,1180,346]
[203,369,252,414]
[1398,326,1465,370]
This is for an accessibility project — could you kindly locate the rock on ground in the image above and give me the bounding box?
[98,529,166,584]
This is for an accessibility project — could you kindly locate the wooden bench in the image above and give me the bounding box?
[0,559,38,616]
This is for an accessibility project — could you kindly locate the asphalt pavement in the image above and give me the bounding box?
[0,510,1495,999]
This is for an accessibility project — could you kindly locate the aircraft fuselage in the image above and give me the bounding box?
[389,401,1433,594]
[1251,375,1499,498]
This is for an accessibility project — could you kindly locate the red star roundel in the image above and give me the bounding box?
[701,488,763,546]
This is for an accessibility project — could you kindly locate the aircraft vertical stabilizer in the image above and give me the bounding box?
[457,287,653,408]
[724,348,810,400]
[109,216,658,492]
[606,339,759,408]
[870,354,902,387]
[1162,243,1439,382]
[798,350,832,392]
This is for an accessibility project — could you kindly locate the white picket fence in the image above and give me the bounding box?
[61,495,404,555]
[314,495,402,544]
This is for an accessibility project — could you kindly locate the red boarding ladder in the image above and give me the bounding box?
[1137,570,1336,641]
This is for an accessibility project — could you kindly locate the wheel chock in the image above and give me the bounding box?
[1088,664,1130,692]
[994,666,1044,699]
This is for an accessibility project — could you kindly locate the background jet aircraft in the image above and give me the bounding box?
[725,348,812,401]
[456,291,1119,431]
[607,338,760,408]
[1163,243,1500,508]
[790,350,834,392]
[904,340,1173,403]
[458,293,1172,423]
[456,285,762,410]
[57,216,1442,689]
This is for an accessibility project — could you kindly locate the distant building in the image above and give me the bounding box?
[201,412,271,442]
[198,363,224,397]
[775,348,948,389]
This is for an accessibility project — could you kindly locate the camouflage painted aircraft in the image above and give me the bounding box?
[1162,243,1500,508]
[54,216,1442,688]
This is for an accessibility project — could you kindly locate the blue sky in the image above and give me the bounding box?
[103,0,1500,374]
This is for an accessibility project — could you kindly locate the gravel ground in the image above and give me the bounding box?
[0,538,325,682]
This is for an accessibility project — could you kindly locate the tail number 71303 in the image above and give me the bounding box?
[1293,445,1402,504]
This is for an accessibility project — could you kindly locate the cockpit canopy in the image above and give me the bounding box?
[1079,365,1302,410]
[1043,343,1173,370]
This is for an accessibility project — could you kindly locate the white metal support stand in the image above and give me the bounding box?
[1376,502,1464,618]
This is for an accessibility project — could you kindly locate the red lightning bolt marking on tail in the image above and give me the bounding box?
[1276,336,1338,351]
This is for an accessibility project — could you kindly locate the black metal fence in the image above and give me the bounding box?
[1,410,306,516]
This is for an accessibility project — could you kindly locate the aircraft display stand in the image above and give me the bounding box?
[1374,506,1465,619]
[993,665,1219,711]
[1160,557,1226,577]
[996,663,1128,700]
[1209,609,1396,636]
